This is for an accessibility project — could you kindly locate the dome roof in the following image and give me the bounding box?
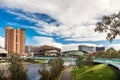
[0,48,8,54]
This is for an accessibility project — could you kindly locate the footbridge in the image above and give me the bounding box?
[25,57,120,70]
[25,57,76,64]
[93,58,120,71]
[25,57,76,61]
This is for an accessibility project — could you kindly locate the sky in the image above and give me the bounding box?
[0,0,120,51]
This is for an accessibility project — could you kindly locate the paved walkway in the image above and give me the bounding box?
[61,67,73,80]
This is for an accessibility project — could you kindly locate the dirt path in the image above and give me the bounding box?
[61,67,73,80]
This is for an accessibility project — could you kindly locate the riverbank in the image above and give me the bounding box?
[23,59,46,64]
[72,64,119,80]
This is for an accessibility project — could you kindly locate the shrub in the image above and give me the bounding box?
[8,53,28,80]
[39,57,64,80]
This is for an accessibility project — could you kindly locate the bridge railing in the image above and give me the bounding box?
[93,58,120,70]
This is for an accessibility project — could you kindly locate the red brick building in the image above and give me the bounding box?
[5,26,25,55]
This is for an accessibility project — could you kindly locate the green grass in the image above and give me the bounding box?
[72,64,119,80]
[54,70,63,80]
[55,66,71,80]
[24,59,46,63]
[34,59,46,63]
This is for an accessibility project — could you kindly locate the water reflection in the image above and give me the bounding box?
[0,63,49,80]
[0,61,74,80]
[25,63,49,80]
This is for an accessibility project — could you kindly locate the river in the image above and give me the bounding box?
[0,63,49,80]
[0,60,75,80]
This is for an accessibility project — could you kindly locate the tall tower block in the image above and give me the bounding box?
[5,26,25,55]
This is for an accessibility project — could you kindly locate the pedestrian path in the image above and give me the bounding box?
[61,67,73,80]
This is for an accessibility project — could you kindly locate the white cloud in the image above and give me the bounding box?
[107,44,120,50]
[32,36,105,51]
[62,43,104,52]
[33,36,62,48]
[1,0,120,42]
[62,44,79,52]
[0,36,5,48]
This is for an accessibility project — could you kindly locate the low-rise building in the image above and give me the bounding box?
[0,48,8,58]
[25,45,39,56]
[62,50,85,57]
[34,45,61,56]
[78,45,105,53]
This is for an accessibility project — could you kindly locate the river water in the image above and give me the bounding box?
[0,60,75,80]
[25,63,47,80]
[0,63,49,80]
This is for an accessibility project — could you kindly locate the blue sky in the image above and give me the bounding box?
[0,0,120,51]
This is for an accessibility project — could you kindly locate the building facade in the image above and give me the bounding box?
[96,47,105,52]
[25,45,39,55]
[33,45,61,56]
[0,48,8,57]
[78,45,105,53]
[5,26,25,54]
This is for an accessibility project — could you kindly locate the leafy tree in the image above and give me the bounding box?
[85,55,93,67]
[0,69,7,80]
[76,56,85,68]
[8,53,28,80]
[95,48,120,58]
[39,64,51,80]
[49,57,64,76]
[39,57,64,80]
[50,57,64,79]
[95,51,106,58]
[95,12,120,41]
[117,50,120,58]
[57,57,64,70]
[76,55,93,68]
[106,48,120,58]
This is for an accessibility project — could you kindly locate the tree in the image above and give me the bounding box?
[8,53,28,80]
[106,48,120,58]
[85,55,93,67]
[117,50,120,58]
[95,51,106,58]
[95,48,120,58]
[95,12,120,41]
[76,56,85,68]
[39,57,64,80]
[49,57,64,75]
[0,69,7,80]
[39,64,51,80]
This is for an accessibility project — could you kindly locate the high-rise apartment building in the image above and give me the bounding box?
[5,26,25,54]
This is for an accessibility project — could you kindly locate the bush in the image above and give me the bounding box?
[0,69,7,80]
[39,64,51,80]
[39,57,64,80]
[76,55,93,68]
[76,56,85,68]
[8,53,28,80]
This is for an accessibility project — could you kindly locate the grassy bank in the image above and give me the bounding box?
[72,64,119,80]
[33,59,46,63]
[55,70,63,80]
[55,66,72,80]
[24,59,46,64]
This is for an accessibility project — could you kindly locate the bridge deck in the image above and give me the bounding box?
[93,59,120,70]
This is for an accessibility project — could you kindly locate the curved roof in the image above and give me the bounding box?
[38,45,61,51]
[70,51,84,56]
[34,45,61,55]
[0,48,8,54]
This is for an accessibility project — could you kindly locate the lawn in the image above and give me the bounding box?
[72,64,119,80]
[34,59,46,63]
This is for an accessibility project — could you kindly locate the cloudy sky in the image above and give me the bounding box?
[0,0,120,51]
